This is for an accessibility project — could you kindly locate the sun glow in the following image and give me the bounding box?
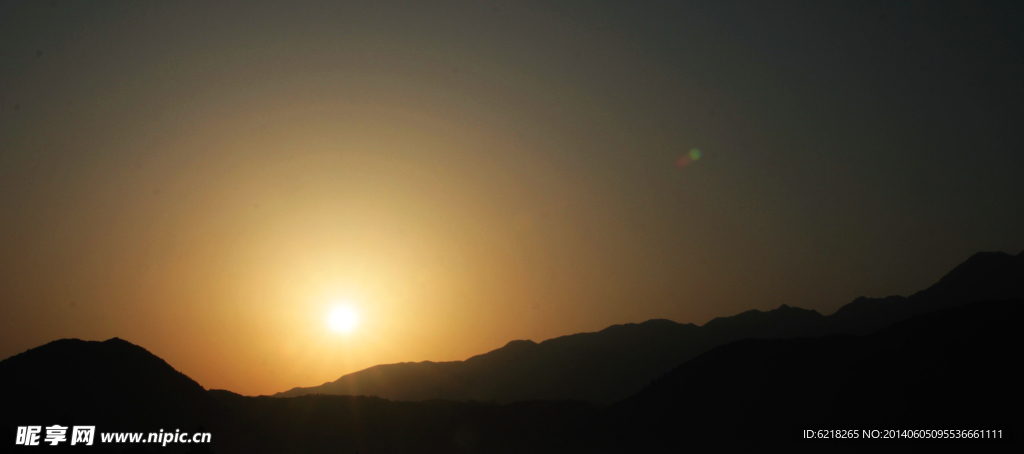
[327,305,359,334]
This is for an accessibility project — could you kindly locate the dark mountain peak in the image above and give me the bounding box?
[771,304,820,315]
[702,308,761,327]
[597,322,638,333]
[3,337,167,370]
[0,337,221,428]
[698,304,824,342]
[597,318,685,331]
[639,318,684,327]
[22,337,88,351]
[0,338,203,391]
[908,250,1023,303]
[503,339,538,349]
[938,251,1017,281]
[702,304,822,331]
[822,250,1022,335]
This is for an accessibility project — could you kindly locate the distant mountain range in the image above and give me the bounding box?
[595,298,1022,449]
[2,303,1017,451]
[275,250,1024,403]
[1,250,1019,451]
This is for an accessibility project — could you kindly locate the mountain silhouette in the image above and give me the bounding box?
[274,319,708,403]
[0,338,221,426]
[0,337,597,453]
[593,299,1021,449]
[0,338,230,453]
[275,250,1024,404]
[3,300,1016,452]
[819,250,1024,335]
[2,250,1020,452]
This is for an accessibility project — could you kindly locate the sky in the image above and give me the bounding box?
[2,0,1022,396]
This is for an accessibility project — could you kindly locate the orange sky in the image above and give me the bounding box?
[2,1,1023,395]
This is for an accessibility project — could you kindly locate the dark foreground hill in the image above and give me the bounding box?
[0,338,223,429]
[277,250,1024,403]
[2,300,1018,452]
[0,338,229,453]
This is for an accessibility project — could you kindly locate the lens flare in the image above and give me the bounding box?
[675,148,703,169]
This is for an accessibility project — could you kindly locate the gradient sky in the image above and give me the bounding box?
[2,0,1022,396]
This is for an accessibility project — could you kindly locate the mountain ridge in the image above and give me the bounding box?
[3,299,1017,451]
[274,250,1023,403]
[2,250,1019,451]
[0,336,226,435]
[593,299,1022,448]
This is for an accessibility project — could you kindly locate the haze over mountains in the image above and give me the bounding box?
[2,250,1020,451]
[275,250,1024,404]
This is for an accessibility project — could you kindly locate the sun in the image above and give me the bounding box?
[326,305,359,334]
